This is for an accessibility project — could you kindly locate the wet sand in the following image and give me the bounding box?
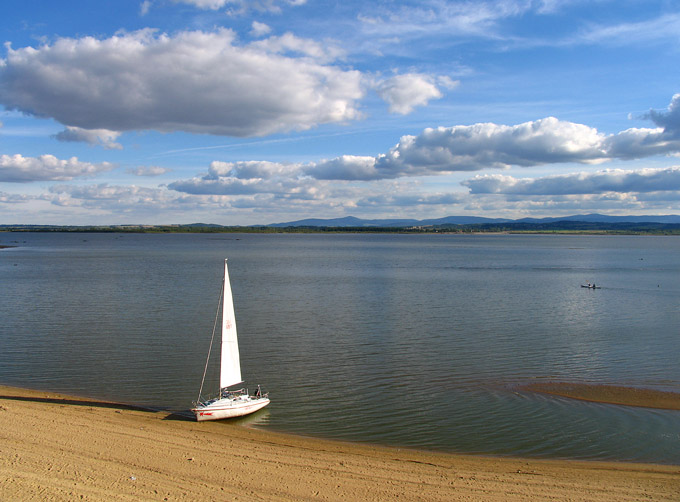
[521,382,680,410]
[1,385,678,501]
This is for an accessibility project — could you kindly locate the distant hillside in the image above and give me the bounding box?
[268,215,512,227]
[3,214,680,234]
[267,216,409,228]
[515,214,680,224]
[267,215,509,227]
[268,214,680,227]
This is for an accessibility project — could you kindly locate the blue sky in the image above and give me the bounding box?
[1,0,680,225]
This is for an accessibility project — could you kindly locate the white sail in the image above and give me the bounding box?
[220,259,242,389]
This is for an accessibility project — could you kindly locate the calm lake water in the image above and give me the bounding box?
[1,232,679,464]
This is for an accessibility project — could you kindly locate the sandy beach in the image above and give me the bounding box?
[1,385,678,501]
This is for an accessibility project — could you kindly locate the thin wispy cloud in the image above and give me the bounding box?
[357,0,529,39]
[171,0,307,14]
[573,12,680,47]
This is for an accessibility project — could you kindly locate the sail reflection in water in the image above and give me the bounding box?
[0,232,678,463]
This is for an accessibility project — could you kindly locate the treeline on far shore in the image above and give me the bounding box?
[2,221,680,235]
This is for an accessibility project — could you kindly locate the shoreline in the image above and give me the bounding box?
[3,226,680,236]
[1,385,678,500]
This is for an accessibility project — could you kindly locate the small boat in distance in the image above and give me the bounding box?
[581,282,601,289]
[192,259,269,421]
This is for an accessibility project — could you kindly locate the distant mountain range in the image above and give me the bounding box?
[268,214,680,227]
[3,214,680,234]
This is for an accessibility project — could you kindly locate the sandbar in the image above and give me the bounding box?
[1,385,678,501]
[521,382,680,410]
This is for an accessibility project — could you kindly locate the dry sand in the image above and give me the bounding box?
[1,385,678,501]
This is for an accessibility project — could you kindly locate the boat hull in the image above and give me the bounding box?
[192,396,270,421]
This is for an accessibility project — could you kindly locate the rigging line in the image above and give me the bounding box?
[196,277,225,404]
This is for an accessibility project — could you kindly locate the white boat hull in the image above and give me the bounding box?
[192,396,270,421]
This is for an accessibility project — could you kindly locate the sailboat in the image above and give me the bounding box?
[192,259,270,421]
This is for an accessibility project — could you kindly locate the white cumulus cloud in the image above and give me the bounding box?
[206,160,302,180]
[127,165,172,177]
[462,167,680,195]
[375,73,454,115]
[372,117,609,177]
[53,126,123,150]
[250,21,272,37]
[644,93,680,136]
[0,154,115,183]
[307,155,379,180]
[168,160,309,196]
[0,191,32,204]
[168,111,680,198]
[0,29,364,138]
